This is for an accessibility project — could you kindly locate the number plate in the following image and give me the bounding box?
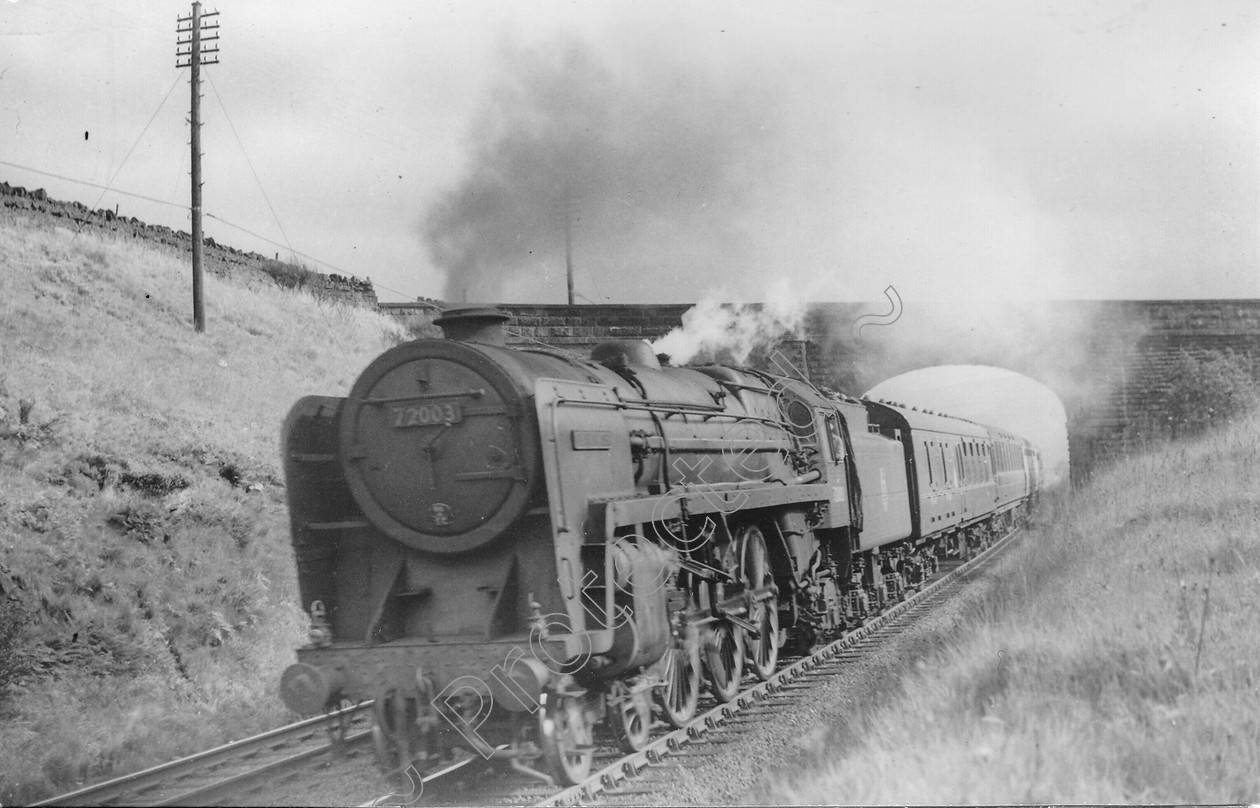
[389,401,463,428]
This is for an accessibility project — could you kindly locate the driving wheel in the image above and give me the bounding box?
[738,524,780,680]
[539,692,593,786]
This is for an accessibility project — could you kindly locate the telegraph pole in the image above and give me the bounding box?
[177,3,219,333]
[564,208,575,306]
[553,192,579,305]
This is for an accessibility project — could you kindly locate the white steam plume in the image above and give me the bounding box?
[652,283,806,366]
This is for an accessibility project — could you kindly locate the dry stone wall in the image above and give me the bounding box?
[1,181,377,308]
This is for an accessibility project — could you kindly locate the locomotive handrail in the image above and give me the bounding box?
[616,397,728,413]
[361,388,486,404]
[620,405,789,429]
[616,399,790,431]
[543,388,789,432]
[628,435,791,453]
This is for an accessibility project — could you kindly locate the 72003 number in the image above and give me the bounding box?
[390,401,462,428]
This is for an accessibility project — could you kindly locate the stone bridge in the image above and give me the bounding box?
[383,299,1260,480]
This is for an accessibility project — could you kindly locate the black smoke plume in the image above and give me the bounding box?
[422,38,780,303]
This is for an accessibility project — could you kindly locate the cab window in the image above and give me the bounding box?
[825,414,844,463]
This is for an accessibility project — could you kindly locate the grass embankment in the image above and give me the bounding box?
[0,218,404,804]
[764,414,1260,803]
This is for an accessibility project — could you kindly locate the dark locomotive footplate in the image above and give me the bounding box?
[284,640,541,710]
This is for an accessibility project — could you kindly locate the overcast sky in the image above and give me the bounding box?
[3,0,1256,304]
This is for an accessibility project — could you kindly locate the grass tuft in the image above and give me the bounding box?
[761,410,1260,804]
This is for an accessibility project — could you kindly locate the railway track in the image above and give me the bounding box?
[554,528,1021,807]
[400,526,1025,807]
[35,701,374,807]
[38,527,1021,808]
[545,527,1021,806]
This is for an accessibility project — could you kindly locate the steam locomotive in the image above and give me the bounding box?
[277,306,1041,785]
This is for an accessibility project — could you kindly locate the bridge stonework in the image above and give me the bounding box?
[383,299,1260,480]
[1056,300,1260,478]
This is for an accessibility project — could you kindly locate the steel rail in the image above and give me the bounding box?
[148,728,373,806]
[34,701,373,807]
[356,748,502,808]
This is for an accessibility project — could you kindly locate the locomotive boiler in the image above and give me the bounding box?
[277,306,1040,785]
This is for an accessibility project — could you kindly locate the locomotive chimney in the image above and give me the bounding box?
[433,305,511,345]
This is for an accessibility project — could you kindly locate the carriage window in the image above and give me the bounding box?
[925,441,935,485]
[940,446,949,484]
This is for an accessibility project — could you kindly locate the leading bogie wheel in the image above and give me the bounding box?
[657,625,701,728]
[539,692,593,786]
[702,621,744,702]
[608,686,653,753]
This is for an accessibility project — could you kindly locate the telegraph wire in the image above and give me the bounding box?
[79,72,183,238]
[197,213,356,278]
[0,159,185,209]
[205,71,296,261]
[0,158,405,291]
